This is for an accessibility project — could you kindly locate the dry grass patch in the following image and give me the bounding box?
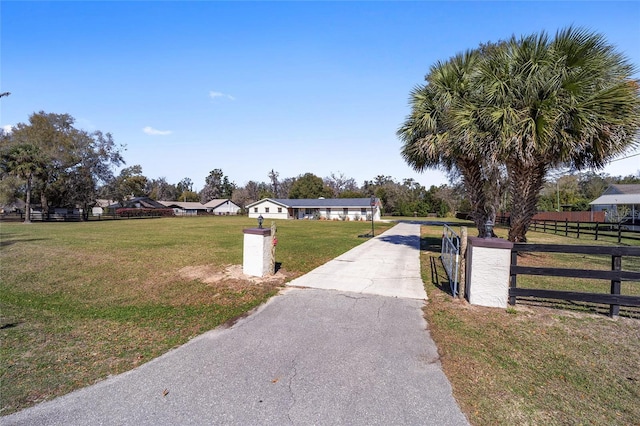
[421,225,640,425]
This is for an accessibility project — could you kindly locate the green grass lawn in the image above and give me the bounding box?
[421,223,640,425]
[0,216,394,415]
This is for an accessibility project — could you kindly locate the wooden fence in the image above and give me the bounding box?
[529,219,640,244]
[509,244,640,317]
[0,211,165,222]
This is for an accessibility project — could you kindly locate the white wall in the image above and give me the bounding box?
[319,207,379,221]
[466,237,513,308]
[248,200,289,219]
[248,201,381,221]
[211,200,240,215]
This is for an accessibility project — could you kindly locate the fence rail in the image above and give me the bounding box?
[509,243,640,317]
[441,224,460,296]
[530,219,640,244]
[0,212,164,222]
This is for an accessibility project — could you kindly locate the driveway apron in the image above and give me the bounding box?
[3,223,469,426]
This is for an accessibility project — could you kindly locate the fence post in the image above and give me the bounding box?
[576,221,580,239]
[565,219,568,237]
[459,227,468,300]
[509,249,518,305]
[610,255,621,317]
[595,222,599,241]
[618,223,622,244]
[554,220,558,234]
[543,221,547,233]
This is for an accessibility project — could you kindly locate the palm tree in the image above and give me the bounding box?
[1,144,46,223]
[472,27,640,241]
[398,50,505,236]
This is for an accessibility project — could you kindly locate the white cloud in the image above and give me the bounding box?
[2,124,12,133]
[143,126,172,136]
[209,91,235,101]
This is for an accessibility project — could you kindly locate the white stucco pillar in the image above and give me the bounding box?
[465,237,514,308]
[243,228,273,277]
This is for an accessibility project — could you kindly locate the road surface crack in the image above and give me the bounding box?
[286,361,298,424]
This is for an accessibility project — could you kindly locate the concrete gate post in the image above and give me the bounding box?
[465,237,514,308]
[243,227,273,277]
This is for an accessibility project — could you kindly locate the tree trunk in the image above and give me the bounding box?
[24,174,32,224]
[458,157,503,237]
[508,162,547,242]
[40,192,49,221]
[458,158,487,237]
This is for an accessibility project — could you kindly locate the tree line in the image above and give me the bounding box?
[1,110,638,223]
[0,111,460,219]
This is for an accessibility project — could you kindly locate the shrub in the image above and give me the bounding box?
[115,208,174,218]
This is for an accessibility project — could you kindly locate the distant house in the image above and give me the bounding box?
[0,199,26,214]
[203,199,241,215]
[93,199,116,216]
[589,184,640,225]
[246,198,382,221]
[159,201,208,216]
[109,197,167,210]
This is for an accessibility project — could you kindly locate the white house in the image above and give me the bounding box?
[203,199,241,215]
[159,199,241,216]
[246,198,382,221]
[92,199,115,216]
[589,184,640,228]
[159,201,208,216]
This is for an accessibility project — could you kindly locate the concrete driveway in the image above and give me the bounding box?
[3,223,468,425]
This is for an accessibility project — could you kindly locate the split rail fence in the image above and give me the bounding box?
[529,219,640,244]
[509,244,640,317]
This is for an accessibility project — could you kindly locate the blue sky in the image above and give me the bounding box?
[2,1,639,191]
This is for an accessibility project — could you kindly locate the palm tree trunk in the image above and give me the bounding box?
[507,162,547,242]
[40,192,49,221]
[459,157,503,237]
[24,174,32,224]
[457,158,486,236]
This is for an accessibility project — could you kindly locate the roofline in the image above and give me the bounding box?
[245,198,291,209]
[245,198,380,208]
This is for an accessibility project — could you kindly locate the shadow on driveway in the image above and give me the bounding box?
[378,234,420,248]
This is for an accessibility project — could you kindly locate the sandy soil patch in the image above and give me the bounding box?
[178,264,289,288]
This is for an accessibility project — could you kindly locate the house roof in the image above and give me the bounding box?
[1,199,26,211]
[590,184,640,205]
[603,184,640,195]
[109,197,167,209]
[246,198,379,209]
[159,201,208,210]
[589,194,640,205]
[95,199,116,208]
[203,199,237,209]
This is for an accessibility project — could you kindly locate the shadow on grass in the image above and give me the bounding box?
[0,238,49,248]
[516,297,640,319]
[420,236,441,252]
[420,235,454,296]
[429,255,453,295]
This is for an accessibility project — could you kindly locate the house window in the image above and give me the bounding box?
[278,207,282,213]
[361,208,367,215]
[265,207,270,213]
[254,207,258,213]
[305,208,312,215]
[343,208,348,215]
[326,208,331,217]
